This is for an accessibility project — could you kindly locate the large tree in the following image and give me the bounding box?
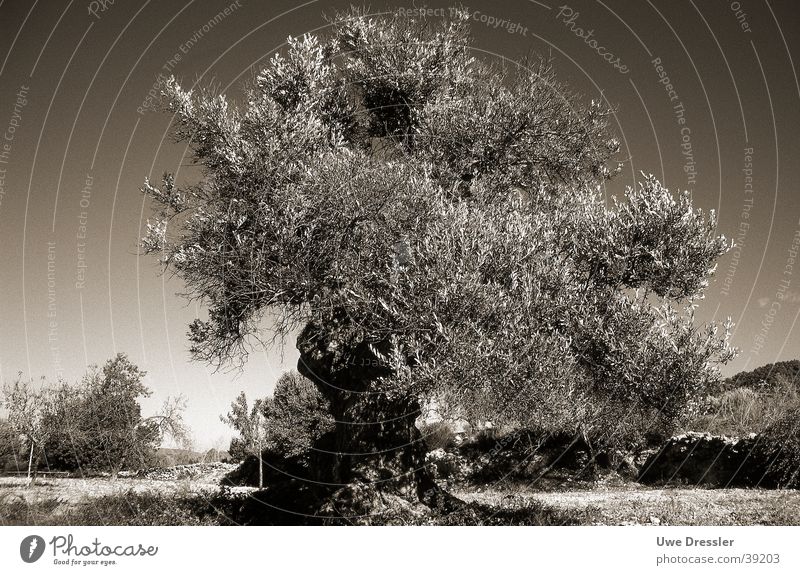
[142,9,734,521]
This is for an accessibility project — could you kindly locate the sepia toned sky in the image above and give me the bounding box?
[0,0,798,449]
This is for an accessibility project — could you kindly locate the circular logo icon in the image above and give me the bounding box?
[20,535,46,563]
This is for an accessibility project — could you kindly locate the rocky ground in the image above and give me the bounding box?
[130,462,237,483]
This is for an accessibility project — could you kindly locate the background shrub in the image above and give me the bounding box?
[758,406,800,488]
[689,373,800,437]
[263,371,335,459]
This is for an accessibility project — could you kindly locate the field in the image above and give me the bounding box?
[455,486,800,526]
[2,466,798,526]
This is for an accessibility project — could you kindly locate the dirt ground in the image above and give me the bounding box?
[1,468,798,525]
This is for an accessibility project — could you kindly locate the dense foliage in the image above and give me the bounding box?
[223,371,333,461]
[0,418,25,472]
[144,8,734,454]
[262,370,334,458]
[758,405,800,488]
[43,354,162,473]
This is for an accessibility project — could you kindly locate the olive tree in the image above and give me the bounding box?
[221,391,267,487]
[1,376,56,483]
[142,9,734,519]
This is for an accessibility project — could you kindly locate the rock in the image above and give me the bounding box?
[463,430,597,484]
[634,449,659,469]
[139,462,237,483]
[638,432,770,487]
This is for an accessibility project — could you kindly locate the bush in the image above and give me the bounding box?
[583,400,674,452]
[689,374,800,437]
[470,427,503,451]
[691,387,762,435]
[758,406,800,488]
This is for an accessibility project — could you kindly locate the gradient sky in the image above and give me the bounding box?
[0,0,798,449]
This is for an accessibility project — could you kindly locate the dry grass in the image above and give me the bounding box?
[454,485,800,525]
[0,473,255,526]
[1,475,797,526]
[690,376,800,437]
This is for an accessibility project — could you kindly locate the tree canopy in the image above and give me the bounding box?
[223,371,333,461]
[262,370,334,458]
[43,354,160,473]
[221,391,266,463]
[143,8,734,446]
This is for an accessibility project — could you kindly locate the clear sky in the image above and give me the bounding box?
[0,0,798,449]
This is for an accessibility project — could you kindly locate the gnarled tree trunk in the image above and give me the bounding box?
[296,322,451,524]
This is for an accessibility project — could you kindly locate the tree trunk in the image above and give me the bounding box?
[26,441,34,485]
[258,448,263,489]
[296,322,453,524]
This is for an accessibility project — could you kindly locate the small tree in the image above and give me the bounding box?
[221,392,267,487]
[72,354,156,474]
[2,376,56,483]
[143,394,192,450]
[223,372,334,487]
